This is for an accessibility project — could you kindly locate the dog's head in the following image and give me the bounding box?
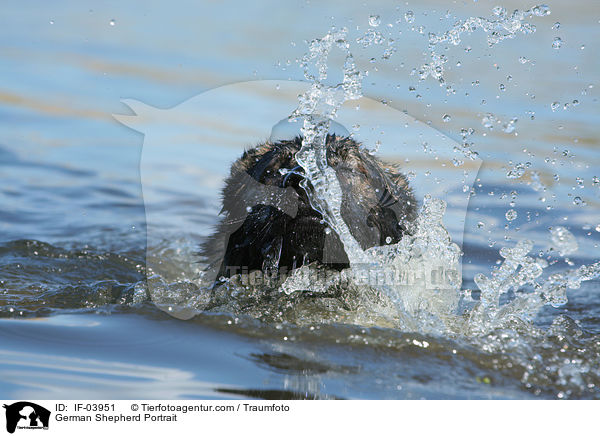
[202,135,417,278]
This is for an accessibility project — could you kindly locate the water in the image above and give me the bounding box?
[1,0,600,399]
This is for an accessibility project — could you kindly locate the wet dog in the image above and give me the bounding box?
[201,135,417,282]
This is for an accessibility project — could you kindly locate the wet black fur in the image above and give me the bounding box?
[201,135,417,280]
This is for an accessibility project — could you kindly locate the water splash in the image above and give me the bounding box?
[465,240,600,336]
[288,30,464,331]
[550,226,578,256]
[419,5,551,84]
[290,28,369,264]
[273,22,599,342]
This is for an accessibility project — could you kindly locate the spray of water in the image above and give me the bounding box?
[420,4,551,84]
[283,13,600,338]
[135,6,597,336]
[290,28,369,264]
[288,29,463,332]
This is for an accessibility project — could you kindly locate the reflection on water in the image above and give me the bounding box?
[0,349,229,399]
[0,315,240,399]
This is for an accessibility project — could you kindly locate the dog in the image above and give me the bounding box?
[201,134,417,284]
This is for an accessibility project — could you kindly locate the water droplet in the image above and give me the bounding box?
[493,6,506,16]
[404,11,415,24]
[385,236,392,244]
[551,101,560,111]
[505,209,518,221]
[499,83,505,91]
[518,56,529,64]
[552,22,560,30]
[550,226,578,255]
[532,4,551,16]
[109,19,116,26]
[442,114,451,122]
[325,227,332,235]
[552,37,562,49]
[49,20,55,25]
[368,15,381,27]
[573,196,586,206]
[506,162,528,179]
[503,118,518,133]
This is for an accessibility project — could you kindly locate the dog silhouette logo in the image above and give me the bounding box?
[114,80,482,319]
[3,402,50,433]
